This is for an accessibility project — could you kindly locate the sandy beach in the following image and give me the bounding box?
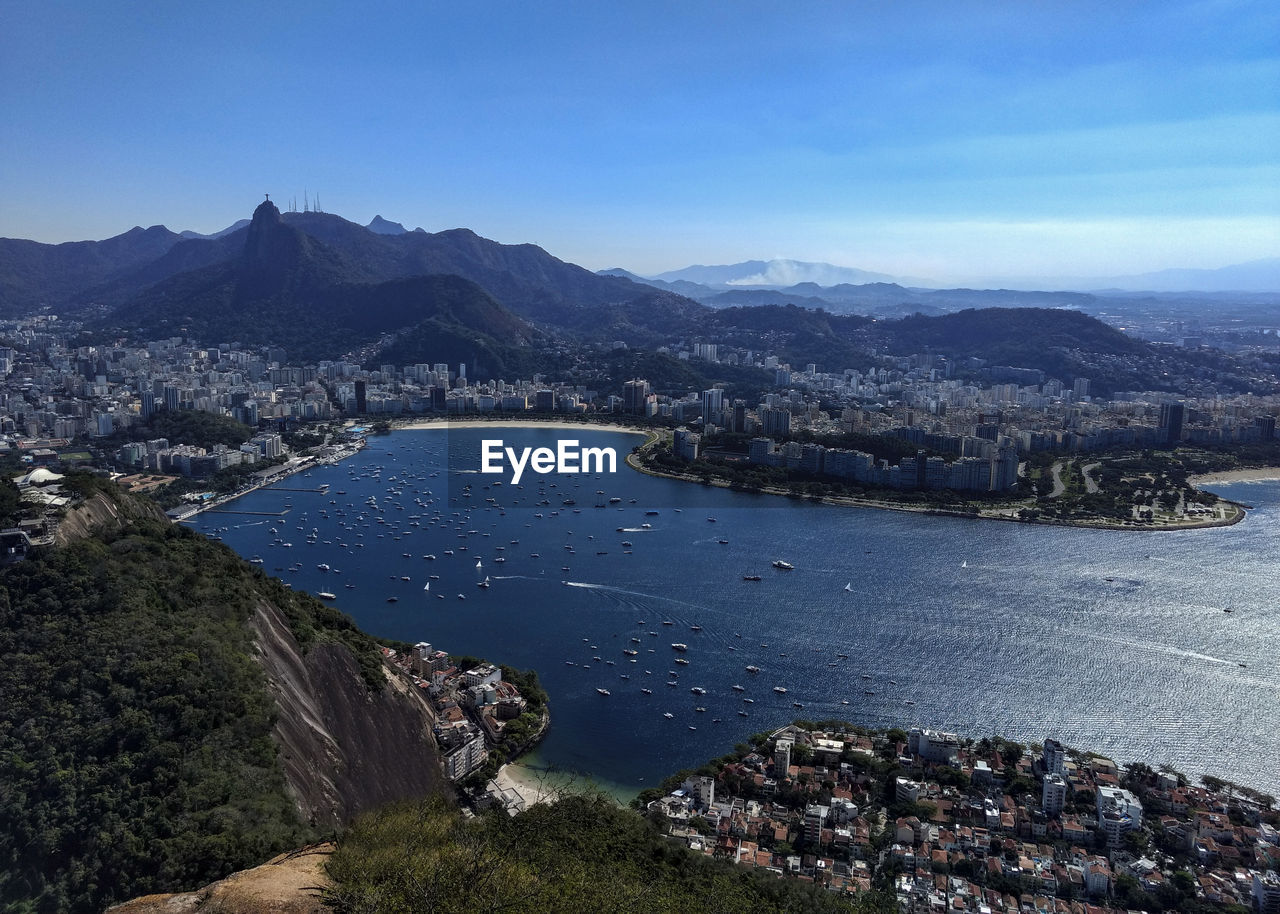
[491,763,566,808]
[390,418,650,437]
[1189,466,1280,486]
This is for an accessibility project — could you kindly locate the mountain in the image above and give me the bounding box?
[178,218,251,240]
[0,224,183,312]
[4,204,678,336]
[651,258,902,288]
[955,257,1280,294]
[366,214,408,235]
[101,201,541,372]
[1082,257,1280,293]
[597,267,712,299]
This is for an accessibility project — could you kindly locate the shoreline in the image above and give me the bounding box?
[491,758,638,809]
[1189,465,1280,486]
[491,762,562,808]
[383,417,650,437]
[627,451,1248,533]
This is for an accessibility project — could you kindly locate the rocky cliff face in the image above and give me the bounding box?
[250,601,448,830]
[54,489,167,545]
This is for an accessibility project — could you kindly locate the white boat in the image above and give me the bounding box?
[317,592,336,600]
[671,643,688,651]
[773,686,788,694]
[475,559,482,568]
[596,688,611,696]
[423,582,430,591]
[844,582,853,592]
[772,560,794,570]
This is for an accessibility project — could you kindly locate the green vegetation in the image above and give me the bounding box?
[100,408,255,452]
[595,349,773,400]
[0,501,388,913]
[326,793,887,914]
[1029,448,1254,526]
[144,458,283,510]
[0,468,27,529]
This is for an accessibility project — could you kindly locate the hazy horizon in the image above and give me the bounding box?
[2,2,1277,283]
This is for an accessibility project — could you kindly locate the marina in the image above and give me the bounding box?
[189,426,1280,796]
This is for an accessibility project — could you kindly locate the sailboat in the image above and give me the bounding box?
[843,582,854,592]
[960,560,968,568]
[475,558,482,569]
[423,581,430,591]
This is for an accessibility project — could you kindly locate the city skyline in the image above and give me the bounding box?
[2,1,1277,284]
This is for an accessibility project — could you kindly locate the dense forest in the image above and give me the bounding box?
[0,501,387,913]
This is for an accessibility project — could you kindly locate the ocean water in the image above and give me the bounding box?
[190,427,1280,796]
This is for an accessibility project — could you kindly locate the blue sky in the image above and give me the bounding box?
[2,1,1277,283]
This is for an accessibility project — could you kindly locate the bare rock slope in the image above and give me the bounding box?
[106,844,333,914]
[250,601,447,829]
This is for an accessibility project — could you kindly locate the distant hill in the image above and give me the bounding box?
[178,218,251,240]
[876,307,1165,395]
[1081,257,1280,293]
[883,307,1143,358]
[651,258,901,287]
[597,267,711,299]
[0,224,183,312]
[703,288,833,309]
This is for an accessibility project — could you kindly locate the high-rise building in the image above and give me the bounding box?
[804,804,829,845]
[1042,738,1066,776]
[673,428,700,461]
[700,388,724,427]
[759,407,791,437]
[1042,773,1068,817]
[1253,871,1280,914]
[1159,403,1185,445]
[622,379,651,414]
[992,443,1020,491]
[775,737,792,776]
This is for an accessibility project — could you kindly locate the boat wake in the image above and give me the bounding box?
[561,580,702,609]
[1074,631,1233,667]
